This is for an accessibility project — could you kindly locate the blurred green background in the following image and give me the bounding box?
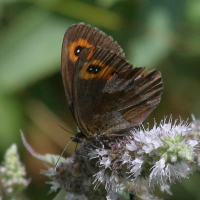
[0,0,200,199]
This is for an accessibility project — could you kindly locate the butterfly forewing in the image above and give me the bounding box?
[61,23,125,110]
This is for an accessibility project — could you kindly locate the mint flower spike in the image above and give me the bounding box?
[0,144,29,199]
[89,117,198,199]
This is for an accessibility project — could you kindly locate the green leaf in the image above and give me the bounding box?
[0,7,72,94]
[127,7,172,68]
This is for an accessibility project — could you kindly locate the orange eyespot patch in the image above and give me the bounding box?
[80,59,118,80]
[68,38,94,62]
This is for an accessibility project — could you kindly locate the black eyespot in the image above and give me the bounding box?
[94,66,101,74]
[87,65,101,74]
[112,71,118,76]
[87,66,94,73]
[74,46,84,56]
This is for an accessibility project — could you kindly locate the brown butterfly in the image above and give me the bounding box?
[61,23,163,141]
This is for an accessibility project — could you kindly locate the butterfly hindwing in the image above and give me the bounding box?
[72,47,163,137]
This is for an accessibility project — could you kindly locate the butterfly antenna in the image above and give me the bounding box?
[54,137,74,171]
[58,125,74,134]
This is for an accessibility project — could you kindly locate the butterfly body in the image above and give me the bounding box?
[61,23,163,141]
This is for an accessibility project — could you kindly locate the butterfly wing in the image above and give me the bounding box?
[61,23,125,113]
[72,47,163,137]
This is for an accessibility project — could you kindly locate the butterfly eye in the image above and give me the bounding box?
[75,46,84,56]
[112,71,118,76]
[87,65,101,74]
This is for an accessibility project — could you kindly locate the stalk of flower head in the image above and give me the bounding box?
[22,116,200,200]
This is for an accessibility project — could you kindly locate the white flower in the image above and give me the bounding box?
[121,153,131,164]
[150,158,166,182]
[187,139,198,147]
[88,148,108,159]
[126,140,137,151]
[130,158,143,178]
[100,157,111,168]
[133,127,163,154]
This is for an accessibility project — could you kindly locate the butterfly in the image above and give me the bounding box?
[61,23,163,142]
